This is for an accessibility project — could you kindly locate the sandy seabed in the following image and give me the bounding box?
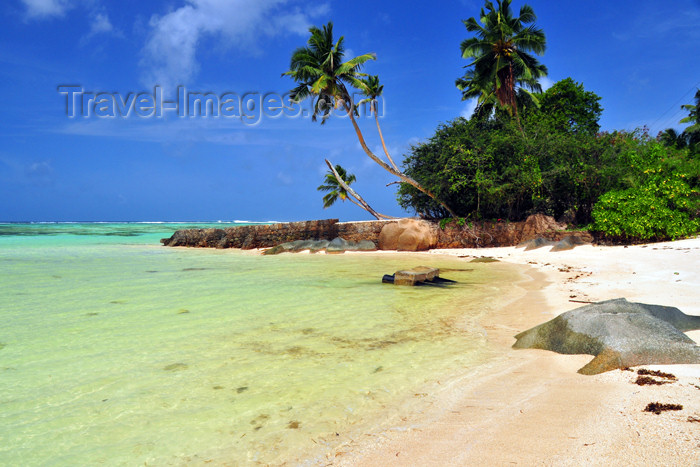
[304,238,700,466]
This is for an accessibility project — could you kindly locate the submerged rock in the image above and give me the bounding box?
[163,363,188,371]
[469,256,499,263]
[513,298,700,375]
[326,237,350,254]
[263,237,376,255]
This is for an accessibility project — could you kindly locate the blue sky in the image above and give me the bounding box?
[1,0,699,222]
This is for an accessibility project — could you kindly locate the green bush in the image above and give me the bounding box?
[592,173,700,241]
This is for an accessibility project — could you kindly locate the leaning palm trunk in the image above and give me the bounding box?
[371,101,400,172]
[342,99,459,218]
[325,159,395,220]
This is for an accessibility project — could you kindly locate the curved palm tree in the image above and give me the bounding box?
[284,22,458,217]
[317,164,358,208]
[284,22,374,123]
[456,0,547,116]
[357,75,399,171]
[317,161,393,219]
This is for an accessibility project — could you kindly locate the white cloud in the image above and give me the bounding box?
[539,76,554,91]
[80,11,121,43]
[21,0,72,18]
[141,0,329,91]
[89,12,113,35]
[460,98,478,118]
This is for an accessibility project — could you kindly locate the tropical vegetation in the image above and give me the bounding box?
[286,3,699,243]
[398,78,700,241]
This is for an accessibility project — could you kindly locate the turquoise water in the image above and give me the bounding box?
[0,223,522,465]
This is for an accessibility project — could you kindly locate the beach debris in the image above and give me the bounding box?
[236,386,249,393]
[688,416,700,423]
[177,309,190,314]
[634,376,672,386]
[163,362,188,371]
[287,421,301,429]
[637,369,677,380]
[513,298,700,375]
[643,402,683,414]
[382,266,456,287]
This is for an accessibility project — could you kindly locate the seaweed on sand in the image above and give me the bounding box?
[635,376,671,386]
[637,369,676,380]
[643,402,683,414]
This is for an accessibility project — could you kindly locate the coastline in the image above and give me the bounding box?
[300,238,700,465]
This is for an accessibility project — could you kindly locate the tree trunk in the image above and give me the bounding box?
[325,159,395,220]
[372,100,400,172]
[342,100,459,218]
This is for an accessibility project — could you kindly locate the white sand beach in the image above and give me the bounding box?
[326,238,700,466]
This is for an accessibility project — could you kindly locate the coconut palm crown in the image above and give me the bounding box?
[317,164,357,208]
[680,89,700,135]
[283,22,376,123]
[457,0,547,116]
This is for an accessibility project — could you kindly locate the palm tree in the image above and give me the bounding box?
[317,164,357,208]
[657,128,688,149]
[456,0,547,116]
[357,75,399,171]
[284,22,375,123]
[284,22,458,218]
[317,161,393,219]
[680,89,700,149]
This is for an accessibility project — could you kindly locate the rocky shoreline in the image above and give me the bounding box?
[161,214,593,251]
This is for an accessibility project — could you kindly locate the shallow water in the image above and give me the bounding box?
[0,223,522,465]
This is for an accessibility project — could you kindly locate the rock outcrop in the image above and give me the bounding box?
[513,298,700,375]
[434,214,591,249]
[162,219,340,249]
[160,215,591,250]
[378,219,437,251]
[520,213,567,242]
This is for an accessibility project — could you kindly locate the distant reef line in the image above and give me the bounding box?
[160,215,593,251]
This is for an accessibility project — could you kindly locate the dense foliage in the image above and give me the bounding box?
[592,138,700,241]
[398,78,700,241]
